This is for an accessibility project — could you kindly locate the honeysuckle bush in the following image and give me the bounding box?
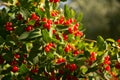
[0,0,120,80]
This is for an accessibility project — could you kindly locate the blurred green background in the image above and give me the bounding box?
[61,0,120,40]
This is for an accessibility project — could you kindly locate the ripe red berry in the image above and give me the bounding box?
[69,63,77,72]
[17,14,23,20]
[105,65,110,71]
[44,46,50,52]
[64,45,71,52]
[68,27,73,34]
[12,66,19,73]
[73,25,78,31]
[115,62,120,69]
[104,55,110,60]
[5,22,12,27]
[53,0,60,3]
[73,50,79,56]
[117,39,120,43]
[10,59,18,66]
[74,31,83,37]
[30,13,39,21]
[49,0,54,2]
[14,53,20,59]
[43,23,51,30]
[42,17,47,22]
[25,25,33,32]
[56,58,65,64]
[63,34,68,41]
[5,26,13,31]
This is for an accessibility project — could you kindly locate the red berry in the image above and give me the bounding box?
[73,50,79,56]
[104,60,111,65]
[5,22,12,27]
[117,39,120,43]
[14,53,20,59]
[53,0,60,3]
[42,17,47,22]
[68,27,73,34]
[69,63,77,72]
[74,31,83,37]
[47,19,52,24]
[64,45,71,52]
[12,66,19,73]
[30,13,39,21]
[73,25,78,31]
[63,34,68,41]
[52,30,56,34]
[56,58,65,64]
[54,21,59,24]
[105,65,110,71]
[10,60,18,66]
[64,20,71,25]
[25,25,33,32]
[49,0,54,2]
[44,46,50,52]
[17,14,23,20]
[43,23,51,30]
[6,26,13,31]
[90,56,96,62]
[104,55,110,61]
[115,62,120,69]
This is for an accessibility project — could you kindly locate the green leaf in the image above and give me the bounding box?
[64,4,70,19]
[117,53,120,63]
[35,8,44,17]
[0,36,5,45]
[27,20,36,26]
[76,12,83,22]
[19,64,29,74]
[106,38,115,43]
[70,8,75,18]
[41,29,51,42]
[80,66,88,74]
[26,42,33,52]
[33,56,40,64]
[19,32,30,40]
[28,29,41,39]
[97,36,106,51]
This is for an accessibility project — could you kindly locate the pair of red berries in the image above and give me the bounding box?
[64,45,72,52]
[5,22,14,31]
[56,58,66,64]
[44,43,55,52]
[49,0,60,3]
[65,63,77,72]
[89,52,96,62]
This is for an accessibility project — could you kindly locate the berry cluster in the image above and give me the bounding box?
[44,43,55,52]
[5,22,14,31]
[104,55,111,71]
